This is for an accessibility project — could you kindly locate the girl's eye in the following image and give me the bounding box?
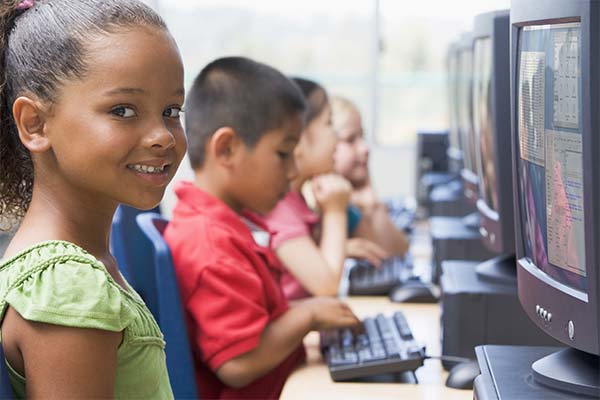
[111,106,136,118]
[164,106,183,118]
[277,151,290,159]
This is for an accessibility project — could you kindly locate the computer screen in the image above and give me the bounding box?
[510,2,598,393]
[516,22,586,293]
[473,36,497,212]
[457,45,474,173]
[447,45,461,152]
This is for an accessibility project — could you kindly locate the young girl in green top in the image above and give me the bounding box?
[0,0,186,398]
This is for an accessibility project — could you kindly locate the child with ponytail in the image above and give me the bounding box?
[0,1,186,397]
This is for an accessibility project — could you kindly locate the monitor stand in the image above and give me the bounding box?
[440,257,561,370]
[532,348,599,397]
[474,345,600,399]
[475,254,516,286]
[429,216,495,283]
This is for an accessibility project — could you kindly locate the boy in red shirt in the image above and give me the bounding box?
[165,57,360,399]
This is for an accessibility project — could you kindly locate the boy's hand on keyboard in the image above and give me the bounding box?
[345,238,389,267]
[302,297,361,331]
[312,174,351,213]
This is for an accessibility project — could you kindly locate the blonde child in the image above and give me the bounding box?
[331,96,410,257]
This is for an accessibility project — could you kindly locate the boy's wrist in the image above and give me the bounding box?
[297,299,317,330]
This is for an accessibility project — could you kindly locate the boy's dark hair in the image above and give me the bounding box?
[185,57,307,169]
[0,0,167,227]
[290,77,328,125]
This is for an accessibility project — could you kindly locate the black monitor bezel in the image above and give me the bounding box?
[472,10,514,255]
[511,0,599,355]
[456,32,480,202]
[447,41,464,174]
[447,42,462,153]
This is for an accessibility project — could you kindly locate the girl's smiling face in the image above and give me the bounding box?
[334,107,369,188]
[38,26,186,210]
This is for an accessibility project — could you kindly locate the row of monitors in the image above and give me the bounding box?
[443,0,598,373]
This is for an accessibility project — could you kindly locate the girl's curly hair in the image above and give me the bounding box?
[0,0,167,230]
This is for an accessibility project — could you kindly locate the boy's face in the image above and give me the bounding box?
[231,113,303,214]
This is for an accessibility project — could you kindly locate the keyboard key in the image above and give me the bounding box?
[376,315,394,340]
[394,312,414,340]
[364,318,381,343]
[408,345,424,357]
[355,333,369,348]
[341,351,359,364]
[341,329,354,349]
[371,344,387,359]
[330,354,358,367]
[383,339,401,358]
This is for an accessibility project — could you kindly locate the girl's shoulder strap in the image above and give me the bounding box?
[0,240,136,331]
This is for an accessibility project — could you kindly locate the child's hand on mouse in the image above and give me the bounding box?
[312,174,351,213]
[299,297,361,331]
[345,238,389,267]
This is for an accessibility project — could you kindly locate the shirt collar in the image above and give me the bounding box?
[174,181,253,238]
[174,182,282,271]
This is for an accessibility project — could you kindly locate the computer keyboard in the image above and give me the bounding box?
[386,199,417,233]
[320,311,425,381]
[390,209,417,233]
[348,257,413,296]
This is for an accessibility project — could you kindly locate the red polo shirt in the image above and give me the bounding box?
[164,181,306,400]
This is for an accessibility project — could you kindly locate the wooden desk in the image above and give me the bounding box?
[280,297,472,400]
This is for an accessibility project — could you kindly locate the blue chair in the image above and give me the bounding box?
[136,213,199,399]
[0,345,14,399]
[111,205,160,316]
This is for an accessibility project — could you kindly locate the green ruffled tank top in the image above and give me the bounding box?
[0,241,173,399]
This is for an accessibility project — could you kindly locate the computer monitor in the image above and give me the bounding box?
[446,41,463,174]
[456,33,479,204]
[511,0,599,396]
[472,10,513,255]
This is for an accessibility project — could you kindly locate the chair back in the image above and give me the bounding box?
[0,345,14,399]
[136,212,199,399]
[110,205,160,316]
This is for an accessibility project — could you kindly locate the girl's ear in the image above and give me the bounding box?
[210,126,243,167]
[12,96,51,153]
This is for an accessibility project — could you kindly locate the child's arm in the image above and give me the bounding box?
[2,306,120,398]
[216,297,359,388]
[276,174,351,296]
[351,184,410,257]
[345,237,389,266]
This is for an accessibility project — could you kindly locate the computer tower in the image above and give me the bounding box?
[473,346,570,400]
[428,181,474,217]
[430,216,495,282]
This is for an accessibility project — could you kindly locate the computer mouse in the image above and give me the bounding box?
[389,281,440,303]
[445,360,480,390]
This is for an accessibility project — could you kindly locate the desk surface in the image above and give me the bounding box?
[280,297,473,400]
